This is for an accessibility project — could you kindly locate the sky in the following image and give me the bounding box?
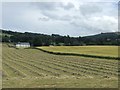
[1,0,119,37]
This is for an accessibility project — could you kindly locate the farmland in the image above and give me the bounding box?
[38,46,119,58]
[2,44,118,88]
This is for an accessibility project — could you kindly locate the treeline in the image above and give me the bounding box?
[1,29,120,46]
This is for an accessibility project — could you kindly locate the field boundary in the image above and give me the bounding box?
[34,47,119,60]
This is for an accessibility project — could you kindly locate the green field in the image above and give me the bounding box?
[2,44,118,88]
[38,46,119,58]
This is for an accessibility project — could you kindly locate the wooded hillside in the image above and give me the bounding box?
[1,29,120,46]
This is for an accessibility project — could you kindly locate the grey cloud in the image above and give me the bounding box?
[38,17,50,21]
[70,15,117,34]
[59,2,74,10]
[44,13,76,22]
[79,3,102,16]
[70,21,104,35]
[59,15,72,21]
[31,2,59,10]
[41,11,59,20]
[31,2,74,11]
[41,10,73,21]
[3,2,118,36]
[31,2,75,21]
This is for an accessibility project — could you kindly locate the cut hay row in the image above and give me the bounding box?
[4,58,60,76]
[3,62,25,77]
[2,45,118,77]
[11,48,117,70]
[4,49,117,77]
[4,59,43,77]
[2,43,118,88]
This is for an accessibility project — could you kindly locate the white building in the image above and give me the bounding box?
[16,42,30,48]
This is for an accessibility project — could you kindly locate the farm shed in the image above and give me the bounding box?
[16,42,30,48]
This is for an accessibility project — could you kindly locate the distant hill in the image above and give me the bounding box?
[85,32,119,39]
[82,32,120,45]
[0,29,120,46]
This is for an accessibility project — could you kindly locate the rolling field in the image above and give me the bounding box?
[2,44,118,88]
[38,46,119,58]
[0,43,2,89]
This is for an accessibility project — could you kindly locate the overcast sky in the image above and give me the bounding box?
[1,0,119,36]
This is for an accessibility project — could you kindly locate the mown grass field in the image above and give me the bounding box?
[38,46,119,58]
[2,44,118,88]
[0,43,2,89]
